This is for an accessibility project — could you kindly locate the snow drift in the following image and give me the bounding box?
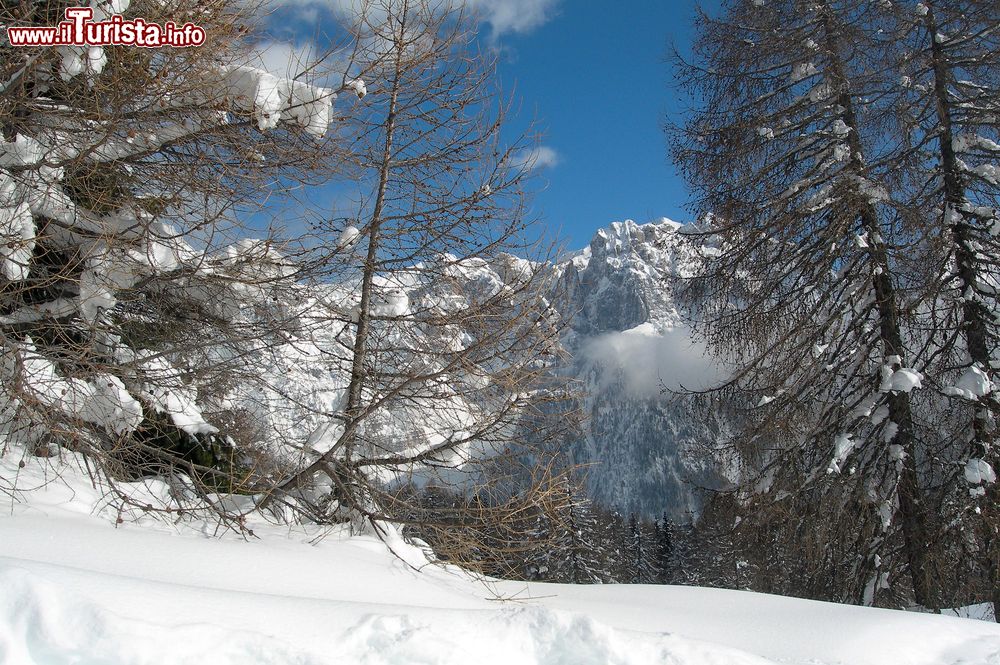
[1,450,998,665]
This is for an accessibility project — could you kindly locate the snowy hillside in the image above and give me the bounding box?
[554,219,729,520]
[2,452,998,665]
[219,252,560,493]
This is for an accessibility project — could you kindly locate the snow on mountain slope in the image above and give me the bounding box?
[559,219,690,337]
[223,218,726,521]
[2,452,999,665]
[554,219,729,520]
[221,252,556,489]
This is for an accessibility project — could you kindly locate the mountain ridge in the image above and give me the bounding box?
[552,218,727,520]
[234,217,726,521]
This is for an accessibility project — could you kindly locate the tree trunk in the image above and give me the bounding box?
[821,10,934,608]
[924,1,996,616]
[260,9,407,511]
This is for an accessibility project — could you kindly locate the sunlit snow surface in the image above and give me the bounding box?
[1,451,999,665]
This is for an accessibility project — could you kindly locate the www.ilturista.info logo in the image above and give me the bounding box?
[7,7,206,47]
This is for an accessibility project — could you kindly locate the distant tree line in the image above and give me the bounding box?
[400,476,698,587]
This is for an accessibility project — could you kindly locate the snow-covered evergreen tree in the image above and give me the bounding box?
[523,508,554,581]
[654,513,676,584]
[593,507,629,583]
[547,478,608,584]
[625,513,657,584]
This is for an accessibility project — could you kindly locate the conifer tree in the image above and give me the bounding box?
[549,478,607,584]
[888,0,1000,617]
[672,0,935,605]
[249,0,573,534]
[625,513,658,584]
[654,513,676,584]
[589,506,628,583]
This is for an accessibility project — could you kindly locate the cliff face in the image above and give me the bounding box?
[554,219,728,521]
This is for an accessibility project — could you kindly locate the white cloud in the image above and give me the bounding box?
[466,0,560,37]
[511,145,560,171]
[249,40,353,89]
[581,324,723,397]
[279,0,560,38]
[253,41,317,78]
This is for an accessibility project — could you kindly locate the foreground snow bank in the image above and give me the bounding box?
[0,514,771,665]
[1,453,999,665]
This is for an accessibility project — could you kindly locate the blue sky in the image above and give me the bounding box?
[260,1,721,250]
[492,1,716,248]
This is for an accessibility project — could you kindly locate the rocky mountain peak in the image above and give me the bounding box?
[558,218,693,337]
[552,217,726,521]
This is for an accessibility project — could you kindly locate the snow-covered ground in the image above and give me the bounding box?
[2,453,999,665]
